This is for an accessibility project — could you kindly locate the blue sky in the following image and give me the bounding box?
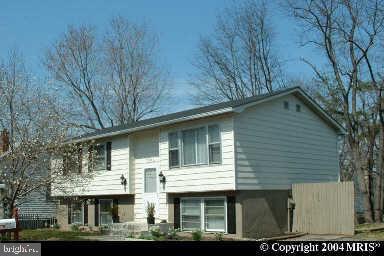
[0,0,323,111]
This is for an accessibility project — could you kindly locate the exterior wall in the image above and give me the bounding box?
[18,189,57,218]
[57,196,134,229]
[130,130,163,222]
[118,196,135,222]
[159,114,236,193]
[51,135,131,196]
[238,190,290,238]
[234,94,339,190]
[57,201,69,230]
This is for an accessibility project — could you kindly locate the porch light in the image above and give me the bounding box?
[120,174,127,186]
[159,171,166,184]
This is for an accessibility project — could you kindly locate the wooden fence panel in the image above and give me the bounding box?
[292,181,354,235]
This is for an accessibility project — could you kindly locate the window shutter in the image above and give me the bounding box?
[106,142,112,171]
[67,202,72,225]
[113,198,118,223]
[227,196,236,234]
[173,198,180,229]
[78,147,83,174]
[83,201,88,225]
[94,199,99,226]
[88,145,94,172]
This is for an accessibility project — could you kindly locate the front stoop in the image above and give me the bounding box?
[102,222,149,236]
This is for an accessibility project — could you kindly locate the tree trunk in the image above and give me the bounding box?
[353,149,374,223]
[374,126,384,222]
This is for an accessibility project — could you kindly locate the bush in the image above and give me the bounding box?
[192,230,202,241]
[70,224,80,232]
[166,229,179,240]
[52,223,60,229]
[150,226,162,238]
[214,232,224,241]
[139,232,153,240]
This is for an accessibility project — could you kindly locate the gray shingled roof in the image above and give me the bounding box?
[68,86,343,142]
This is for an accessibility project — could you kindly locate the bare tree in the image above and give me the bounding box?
[191,0,284,104]
[0,51,91,217]
[45,17,168,131]
[45,25,105,130]
[102,17,168,125]
[287,0,384,223]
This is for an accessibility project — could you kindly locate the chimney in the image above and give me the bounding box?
[0,129,9,154]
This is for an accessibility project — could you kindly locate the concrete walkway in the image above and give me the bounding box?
[285,234,356,241]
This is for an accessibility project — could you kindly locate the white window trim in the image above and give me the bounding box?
[169,123,222,169]
[143,168,158,194]
[99,199,113,225]
[180,196,227,233]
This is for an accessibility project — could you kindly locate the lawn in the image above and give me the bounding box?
[18,229,101,241]
[353,223,384,240]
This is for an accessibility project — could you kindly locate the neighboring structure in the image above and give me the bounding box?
[0,130,57,219]
[51,87,344,238]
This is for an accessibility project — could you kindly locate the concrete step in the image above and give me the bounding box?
[102,222,148,236]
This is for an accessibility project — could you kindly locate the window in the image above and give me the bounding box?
[181,199,201,230]
[296,104,301,112]
[208,125,221,164]
[284,101,289,110]
[71,202,83,225]
[99,199,113,225]
[181,198,226,232]
[144,168,157,193]
[93,144,106,171]
[182,127,208,165]
[168,124,221,168]
[169,132,180,168]
[204,199,225,231]
[63,147,81,174]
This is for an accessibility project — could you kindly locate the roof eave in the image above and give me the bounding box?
[67,107,234,144]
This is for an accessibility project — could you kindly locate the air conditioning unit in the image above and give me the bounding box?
[0,218,16,230]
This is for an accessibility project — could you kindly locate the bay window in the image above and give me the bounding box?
[169,124,221,168]
[181,198,226,232]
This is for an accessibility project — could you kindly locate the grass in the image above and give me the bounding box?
[353,230,384,240]
[19,229,101,241]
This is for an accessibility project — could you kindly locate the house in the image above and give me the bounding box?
[0,130,57,219]
[50,86,344,238]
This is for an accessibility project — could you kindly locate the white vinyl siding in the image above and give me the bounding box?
[234,94,339,189]
[51,136,130,196]
[160,115,235,193]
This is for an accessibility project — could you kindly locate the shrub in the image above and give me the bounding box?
[150,226,162,238]
[70,224,80,232]
[52,223,60,229]
[214,232,224,241]
[192,230,202,241]
[167,229,179,240]
[146,202,155,218]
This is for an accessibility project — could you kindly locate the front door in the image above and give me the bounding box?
[143,167,159,220]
